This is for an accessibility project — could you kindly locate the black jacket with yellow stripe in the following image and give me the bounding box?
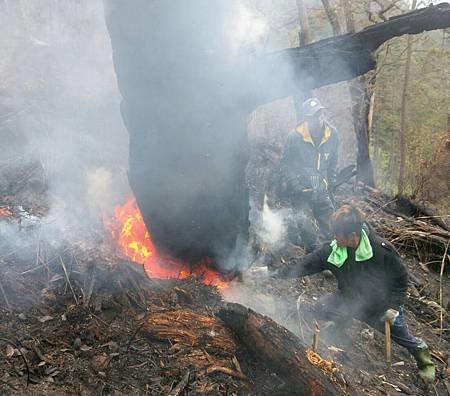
[279,121,338,193]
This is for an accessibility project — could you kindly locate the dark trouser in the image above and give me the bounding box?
[290,192,334,251]
[313,292,427,354]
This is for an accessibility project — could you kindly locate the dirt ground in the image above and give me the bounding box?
[0,166,449,395]
[226,258,449,395]
[0,276,290,395]
[0,244,448,395]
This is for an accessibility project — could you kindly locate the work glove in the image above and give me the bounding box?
[249,266,269,278]
[380,309,399,325]
[289,176,309,193]
[248,266,279,278]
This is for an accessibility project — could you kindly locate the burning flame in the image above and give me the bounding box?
[0,207,13,217]
[107,198,229,289]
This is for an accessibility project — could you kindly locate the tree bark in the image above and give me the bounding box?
[296,0,311,46]
[218,303,343,396]
[104,0,450,265]
[321,0,342,35]
[398,0,417,195]
[371,92,380,180]
[349,77,375,186]
[341,0,375,187]
[319,0,375,186]
[259,3,450,101]
[294,0,312,120]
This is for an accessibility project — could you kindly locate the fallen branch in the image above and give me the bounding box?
[206,365,247,380]
[168,369,190,396]
[218,302,343,395]
[357,191,450,263]
[0,277,11,311]
[59,256,78,305]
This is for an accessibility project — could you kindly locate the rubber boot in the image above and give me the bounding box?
[413,348,435,383]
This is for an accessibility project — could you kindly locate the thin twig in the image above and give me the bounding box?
[296,293,306,343]
[416,215,450,220]
[129,361,150,369]
[125,309,151,360]
[82,270,96,308]
[59,256,78,305]
[19,265,45,276]
[169,369,190,396]
[366,198,398,219]
[313,321,320,352]
[0,278,11,311]
[439,240,449,343]
[206,366,246,380]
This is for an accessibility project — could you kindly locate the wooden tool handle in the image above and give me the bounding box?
[384,319,391,364]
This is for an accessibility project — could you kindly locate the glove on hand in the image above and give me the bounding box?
[249,266,269,278]
[381,309,399,325]
[290,176,308,192]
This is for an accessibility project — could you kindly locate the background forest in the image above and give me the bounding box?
[0,0,449,217]
[246,0,450,216]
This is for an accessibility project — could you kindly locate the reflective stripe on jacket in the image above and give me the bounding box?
[279,121,339,191]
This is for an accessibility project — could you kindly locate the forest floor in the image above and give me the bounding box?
[0,167,449,395]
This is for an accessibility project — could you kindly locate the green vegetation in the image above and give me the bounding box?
[373,30,450,196]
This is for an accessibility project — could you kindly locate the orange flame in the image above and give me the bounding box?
[0,207,13,217]
[107,198,229,289]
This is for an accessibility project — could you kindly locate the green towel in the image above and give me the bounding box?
[327,229,373,267]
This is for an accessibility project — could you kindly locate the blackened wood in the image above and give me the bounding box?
[396,196,449,231]
[269,3,450,96]
[104,1,250,267]
[168,370,190,396]
[218,302,342,396]
[104,1,450,266]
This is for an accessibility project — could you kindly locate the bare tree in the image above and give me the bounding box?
[296,0,311,46]
[321,0,342,35]
[341,0,375,187]
[320,0,375,186]
[398,0,418,195]
[294,0,312,118]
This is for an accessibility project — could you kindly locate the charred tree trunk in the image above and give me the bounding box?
[218,303,344,396]
[104,1,251,269]
[104,0,450,267]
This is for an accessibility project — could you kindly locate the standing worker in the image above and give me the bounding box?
[273,205,435,382]
[277,97,338,251]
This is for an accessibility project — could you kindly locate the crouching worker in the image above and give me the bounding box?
[274,204,435,382]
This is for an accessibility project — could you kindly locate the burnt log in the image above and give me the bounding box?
[104,1,450,267]
[395,195,449,231]
[218,302,343,396]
